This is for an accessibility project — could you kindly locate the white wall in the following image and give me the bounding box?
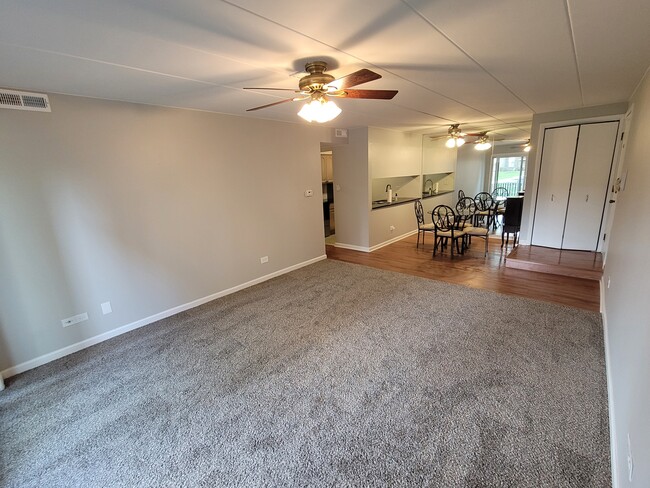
[602,72,650,487]
[332,127,369,249]
[0,93,330,373]
[454,145,487,197]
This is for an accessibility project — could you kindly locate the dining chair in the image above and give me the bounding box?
[491,187,509,228]
[474,192,495,229]
[456,198,489,256]
[458,189,466,200]
[414,199,434,248]
[455,197,476,229]
[431,205,466,257]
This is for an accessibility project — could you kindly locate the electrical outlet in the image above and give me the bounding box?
[304,189,313,197]
[389,225,396,232]
[61,312,88,327]
[260,256,269,264]
[101,301,112,315]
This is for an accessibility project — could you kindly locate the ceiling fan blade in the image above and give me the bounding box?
[246,98,295,112]
[329,69,382,90]
[244,87,299,92]
[339,89,398,100]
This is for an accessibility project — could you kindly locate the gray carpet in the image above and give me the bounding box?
[0,260,610,487]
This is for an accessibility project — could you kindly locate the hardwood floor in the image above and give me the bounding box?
[506,245,603,280]
[326,233,601,312]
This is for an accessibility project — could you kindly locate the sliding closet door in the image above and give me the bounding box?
[531,125,579,248]
[562,121,619,250]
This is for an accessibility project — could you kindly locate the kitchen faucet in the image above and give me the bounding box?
[424,179,433,194]
[385,184,392,192]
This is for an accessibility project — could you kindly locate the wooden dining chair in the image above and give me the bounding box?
[414,199,434,248]
[431,205,466,257]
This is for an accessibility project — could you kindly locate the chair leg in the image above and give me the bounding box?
[416,230,420,248]
[484,235,488,257]
[501,229,505,248]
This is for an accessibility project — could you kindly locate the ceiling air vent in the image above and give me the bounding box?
[0,89,51,112]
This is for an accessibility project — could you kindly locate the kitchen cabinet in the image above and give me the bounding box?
[531,121,619,250]
[321,153,333,181]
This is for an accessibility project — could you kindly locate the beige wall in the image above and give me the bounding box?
[602,73,650,487]
[0,94,330,372]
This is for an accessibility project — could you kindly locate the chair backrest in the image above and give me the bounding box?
[474,192,494,211]
[431,205,455,231]
[414,199,425,227]
[455,197,476,218]
[492,187,509,198]
[458,189,466,200]
[503,196,524,227]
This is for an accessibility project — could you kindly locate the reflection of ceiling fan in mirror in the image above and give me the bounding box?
[244,61,398,123]
[430,125,505,150]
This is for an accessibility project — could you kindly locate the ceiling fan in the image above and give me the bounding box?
[431,125,505,150]
[244,61,398,122]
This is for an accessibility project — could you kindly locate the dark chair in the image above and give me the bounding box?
[474,192,495,229]
[431,205,466,257]
[414,199,434,248]
[455,197,476,229]
[458,189,466,200]
[502,196,524,248]
[491,187,509,228]
[457,198,489,256]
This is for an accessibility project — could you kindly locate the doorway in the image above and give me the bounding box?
[321,149,335,244]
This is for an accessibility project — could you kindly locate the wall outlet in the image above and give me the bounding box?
[260,256,269,264]
[101,301,112,315]
[304,189,313,197]
[61,312,88,327]
[389,225,396,232]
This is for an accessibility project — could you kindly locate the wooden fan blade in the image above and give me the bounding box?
[329,69,381,89]
[246,98,295,112]
[244,87,298,92]
[339,89,398,99]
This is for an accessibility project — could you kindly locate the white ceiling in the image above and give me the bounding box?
[1,0,649,138]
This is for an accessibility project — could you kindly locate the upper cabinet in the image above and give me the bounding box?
[422,137,457,174]
[321,153,333,182]
[369,127,421,178]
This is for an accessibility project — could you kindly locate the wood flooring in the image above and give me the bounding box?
[506,245,603,281]
[326,233,601,312]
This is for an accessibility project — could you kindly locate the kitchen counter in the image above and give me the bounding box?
[421,190,455,199]
[371,196,420,210]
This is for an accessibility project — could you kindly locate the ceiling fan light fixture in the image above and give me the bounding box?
[297,97,341,123]
[445,137,456,148]
[475,135,492,151]
[456,137,465,147]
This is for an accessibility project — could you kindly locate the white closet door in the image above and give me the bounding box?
[562,121,619,250]
[531,125,579,248]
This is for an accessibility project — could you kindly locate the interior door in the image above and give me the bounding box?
[562,122,619,250]
[531,125,579,248]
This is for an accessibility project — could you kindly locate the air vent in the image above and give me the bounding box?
[0,89,51,112]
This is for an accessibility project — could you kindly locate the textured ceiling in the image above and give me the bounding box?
[1,0,649,139]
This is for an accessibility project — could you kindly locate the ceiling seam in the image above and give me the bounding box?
[564,0,585,106]
[219,0,530,134]
[401,0,535,115]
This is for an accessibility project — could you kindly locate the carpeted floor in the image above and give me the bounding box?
[0,260,610,487]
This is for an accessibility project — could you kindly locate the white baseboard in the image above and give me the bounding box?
[333,242,371,252]
[369,230,418,252]
[0,254,327,380]
[600,277,619,488]
[334,229,418,253]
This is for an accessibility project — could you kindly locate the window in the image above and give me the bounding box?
[490,155,527,195]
